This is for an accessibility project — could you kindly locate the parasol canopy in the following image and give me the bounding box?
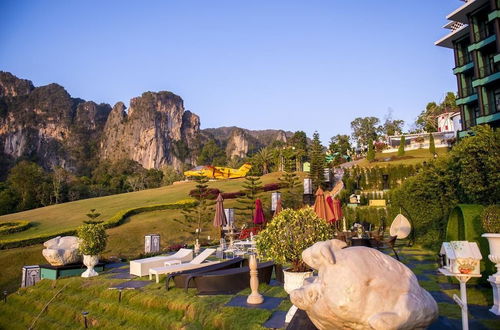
[330,197,343,222]
[253,198,266,225]
[213,193,227,229]
[313,187,335,222]
[273,197,283,217]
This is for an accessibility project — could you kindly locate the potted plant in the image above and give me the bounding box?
[256,207,333,293]
[481,205,500,315]
[77,210,107,278]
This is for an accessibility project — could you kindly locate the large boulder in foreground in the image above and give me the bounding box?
[290,239,438,330]
[42,236,81,266]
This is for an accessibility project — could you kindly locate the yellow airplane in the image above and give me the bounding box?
[184,163,252,179]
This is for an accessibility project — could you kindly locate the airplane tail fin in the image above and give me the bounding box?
[239,163,252,174]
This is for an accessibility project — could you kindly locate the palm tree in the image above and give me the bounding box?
[254,147,273,174]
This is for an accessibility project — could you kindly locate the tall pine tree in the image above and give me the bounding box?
[366,140,375,162]
[309,132,326,191]
[429,133,436,155]
[236,176,262,220]
[398,136,406,156]
[182,175,213,240]
[278,171,301,209]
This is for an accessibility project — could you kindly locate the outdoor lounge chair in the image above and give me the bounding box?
[129,248,193,277]
[149,248,217,283]
[184,261,274,295]
[378,235,400,260]
[165,257,245,290]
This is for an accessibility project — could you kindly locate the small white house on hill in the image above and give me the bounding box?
[437,112,461,133]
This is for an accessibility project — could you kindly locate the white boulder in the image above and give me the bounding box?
[42,236,81,266]
[290,239,438,330]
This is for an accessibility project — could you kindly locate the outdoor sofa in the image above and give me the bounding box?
[165,257,245,290]
[184,260,274,295]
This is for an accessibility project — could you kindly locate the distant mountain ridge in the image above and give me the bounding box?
[0,71,291,176]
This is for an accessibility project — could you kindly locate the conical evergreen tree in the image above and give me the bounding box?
[181,175,213,240]
[278,171,301,209]
[309,132,326,191]
[366,141,375,162]
[398,136,406,156]
[429,133,436,155]
[236,176,262,220]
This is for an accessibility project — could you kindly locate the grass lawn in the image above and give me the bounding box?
[0,172,283,242]
[1,245,498,329]
[0,172,286,292]
[355,147,449,168]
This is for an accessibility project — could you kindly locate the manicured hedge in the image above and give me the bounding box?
[0,199,196,250]
[446,204,495,276]
[0,221,31,235]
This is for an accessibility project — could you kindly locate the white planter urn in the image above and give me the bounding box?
[283,268,313,323]
[81,255,99,278]
[482,233,500,315]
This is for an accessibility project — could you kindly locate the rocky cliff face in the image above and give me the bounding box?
[0,72,111,174]
[202,126,292,158]
[99,92,200,170]
[0,71,291,176]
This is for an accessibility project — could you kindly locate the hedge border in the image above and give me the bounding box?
[0,221,31,235]
[0,199,196,250]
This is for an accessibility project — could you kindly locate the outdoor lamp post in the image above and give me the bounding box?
[118,287,123,303]
[82,311,89,328]
[3,291,7,303]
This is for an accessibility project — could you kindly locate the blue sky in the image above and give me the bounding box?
[0,0,458,142]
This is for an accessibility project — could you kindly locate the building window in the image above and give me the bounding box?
[494,88,500,113]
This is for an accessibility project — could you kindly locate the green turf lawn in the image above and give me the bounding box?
[2,245,498,329]
[355,147,449,168]
[0,172,283,242]
[0,173,284,292]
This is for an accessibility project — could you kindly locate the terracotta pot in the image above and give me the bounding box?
[81,255,99,278]
[283,268,313,294]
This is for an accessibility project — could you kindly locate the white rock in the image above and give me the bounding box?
[42,236,81,266]
[290,239,438,330]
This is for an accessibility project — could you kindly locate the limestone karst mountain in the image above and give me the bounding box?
[0,71,292,176]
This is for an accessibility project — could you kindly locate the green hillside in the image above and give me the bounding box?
[0,173,284,292]
[355,147,449,168]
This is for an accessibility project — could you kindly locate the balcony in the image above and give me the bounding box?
[453,62,474,74]
[468,34,496,51]
[447,0,489,24]
[476,112,500,124]
[472,71,500,87]
[456,93,479,105]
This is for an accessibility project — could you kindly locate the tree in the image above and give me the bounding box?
[328,134,352,157]
[350,117,381,148]
[415,92,459,132]
[309,132,326,191]
[161,165,183,186]
[290,131,308,171]
[182,175,213,240]
[197,140,227,166]
[382,119,404,136]
[52,167,69,204]
[367,141,375,162]
[278,171,302,209]
[254,147,273,174]
[7,161,48,211]
[236,176,263,219]
[398,136,406,156]
[429,133,436,155]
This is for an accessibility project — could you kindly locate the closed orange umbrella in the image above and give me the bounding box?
[273,197,282,217]
[313,187,335,222]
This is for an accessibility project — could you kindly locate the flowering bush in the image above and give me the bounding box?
[263,183,283,191]
[256,207,333,272]
[374,142,388,153]
[189,188,220,200]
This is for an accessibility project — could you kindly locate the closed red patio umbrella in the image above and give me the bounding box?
[253,198,265,226]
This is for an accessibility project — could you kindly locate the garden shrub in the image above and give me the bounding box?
[0,199,196,249]
[0,221,31,235]
[482,205,500,233]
